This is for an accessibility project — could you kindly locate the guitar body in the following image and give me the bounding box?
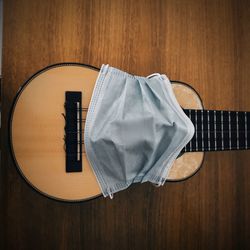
[10,63,204,202]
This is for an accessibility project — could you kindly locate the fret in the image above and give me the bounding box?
[238,112,246,148]
[221,111,224,150]
[207,110,210,151]
[229,111,231,150]
[209,110,215,149]
[236,111,239,149]
[201,110,204,151]
[188,109,192,151]
[216,111,223,149]
[223,111,229,149]
[195,110,198,151]
[231,112,237,150]
[214,111,217,150]
[245,112,248,149]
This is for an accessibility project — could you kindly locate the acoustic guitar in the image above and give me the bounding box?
[9,63,250,202]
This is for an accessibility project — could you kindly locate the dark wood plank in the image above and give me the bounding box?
[1,0,250,249]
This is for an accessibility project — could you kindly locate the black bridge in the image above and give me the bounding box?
[64,91,82,172]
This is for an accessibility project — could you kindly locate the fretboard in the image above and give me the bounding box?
[182,109,250,152]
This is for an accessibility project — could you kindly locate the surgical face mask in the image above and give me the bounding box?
[84,64,194,198]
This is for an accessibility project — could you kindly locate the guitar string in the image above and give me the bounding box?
[183,146,250,152]
[77,119,248,124]
[67,146,250,156]
[79,108,250,112]
[66,128,250,133]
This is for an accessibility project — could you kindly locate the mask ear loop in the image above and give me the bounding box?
[152,177,167,187]
[108,188,114,199]
[147,73,161,79]
[152,183,162,187]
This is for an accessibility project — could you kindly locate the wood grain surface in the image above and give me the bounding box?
[1,0,250,249]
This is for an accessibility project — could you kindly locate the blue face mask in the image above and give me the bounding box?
[84,65,194,198]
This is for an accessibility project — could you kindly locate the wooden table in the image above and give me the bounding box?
[1,0,250,249]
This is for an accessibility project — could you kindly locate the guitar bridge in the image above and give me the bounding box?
[64,91,82,172]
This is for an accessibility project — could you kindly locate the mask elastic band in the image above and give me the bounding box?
[108,188,114,199]
[146,73,161,79]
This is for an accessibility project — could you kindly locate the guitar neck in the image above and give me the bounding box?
[182,109,250,152]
